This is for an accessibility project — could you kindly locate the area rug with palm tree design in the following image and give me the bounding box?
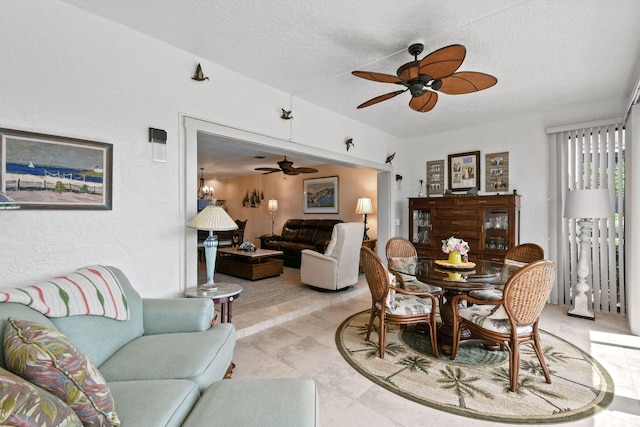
[335,310,614,424]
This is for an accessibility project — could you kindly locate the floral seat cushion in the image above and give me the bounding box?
[376,293,433,316]
[388,257,442,294]
[404,281,443,294]
[468,288,503,301]
[457,304,533,334]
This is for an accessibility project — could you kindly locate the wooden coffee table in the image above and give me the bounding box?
[216,247,284,280]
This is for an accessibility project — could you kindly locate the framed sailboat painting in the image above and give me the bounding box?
[0,128,113,210]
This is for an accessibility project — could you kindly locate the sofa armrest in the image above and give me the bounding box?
[314,239,331,253]
[142,298,214,335]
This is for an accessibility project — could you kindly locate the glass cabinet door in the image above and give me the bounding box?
[412,209,431,244]
[483,210,509,250]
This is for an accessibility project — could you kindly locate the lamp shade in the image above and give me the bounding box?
[187,199,238,231]
[355,197,374,215]
[564,189,612,219]
[268,199,278,212]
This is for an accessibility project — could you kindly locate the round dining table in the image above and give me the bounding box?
[396,258,513,355]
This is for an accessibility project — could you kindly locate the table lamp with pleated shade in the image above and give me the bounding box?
[187,200,238,289]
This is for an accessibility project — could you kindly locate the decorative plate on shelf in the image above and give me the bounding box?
[435,259,476,269]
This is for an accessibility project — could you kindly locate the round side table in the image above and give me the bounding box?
[184,283,242,324]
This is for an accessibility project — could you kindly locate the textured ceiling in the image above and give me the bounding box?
[60,0,640,176]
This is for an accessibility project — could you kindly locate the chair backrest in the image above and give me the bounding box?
[324,222,363,259]
[385,237,417,261]
[502,260,557,326]
[232,219,247,245]
[360,246,390,303]
[505,243,544,264]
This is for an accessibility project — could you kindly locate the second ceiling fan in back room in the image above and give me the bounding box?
[255,156,318,176]
[352,43,497,112]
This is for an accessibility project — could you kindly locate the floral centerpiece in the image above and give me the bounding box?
[441,236,469,264]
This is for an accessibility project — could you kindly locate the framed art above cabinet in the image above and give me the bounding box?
[448,151,480,192]
[426,160,444,195]
[485,151,509,192]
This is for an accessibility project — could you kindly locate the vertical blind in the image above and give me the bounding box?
[548,121,625,316]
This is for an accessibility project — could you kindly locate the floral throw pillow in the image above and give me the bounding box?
[4,318,121,426]
[0,367,82,427]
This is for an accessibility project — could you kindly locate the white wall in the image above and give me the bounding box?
[396,116,549,251]
[0,1,399,296]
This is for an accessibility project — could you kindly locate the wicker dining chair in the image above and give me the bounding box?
[385,236,419,259]
[504,243,545,264]
[360,246,439,359]
[469,243,545,301]
[450,259,557,392]
[385,237,444,297]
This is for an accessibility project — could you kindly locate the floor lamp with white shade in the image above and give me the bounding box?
[268,198,278,236]
[563,188,612,320]
[355,197,374,240]
[187,200,238,290]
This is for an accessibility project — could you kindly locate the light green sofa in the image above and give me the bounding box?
[0,266,319,426]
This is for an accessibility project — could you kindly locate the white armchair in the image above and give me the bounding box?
[300,222,364,291]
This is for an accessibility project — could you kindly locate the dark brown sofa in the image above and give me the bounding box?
[260,219,343,268]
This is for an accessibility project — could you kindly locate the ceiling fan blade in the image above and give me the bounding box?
[284,169,300,176]
[409,91,438,112]
[255,167,281,172]
[438,72,498,94]
[419,44,466,79]
[296,167,318,174]
[357,89,406,109]
[352,71,403,84]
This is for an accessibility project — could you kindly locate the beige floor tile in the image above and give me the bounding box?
[231,272,640,426]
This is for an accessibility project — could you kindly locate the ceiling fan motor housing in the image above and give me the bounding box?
[409,82,425,97]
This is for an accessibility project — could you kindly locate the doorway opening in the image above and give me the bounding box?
[180,116,393,290]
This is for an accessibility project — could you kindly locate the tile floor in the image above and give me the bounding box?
[229,274,640,426]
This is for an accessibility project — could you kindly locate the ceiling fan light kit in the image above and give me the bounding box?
[352,43,497,112]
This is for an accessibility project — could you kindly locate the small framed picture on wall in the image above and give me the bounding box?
[426,160,444,195]
[485,151,509,192]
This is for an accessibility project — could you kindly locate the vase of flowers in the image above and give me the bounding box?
[441,236,469,265]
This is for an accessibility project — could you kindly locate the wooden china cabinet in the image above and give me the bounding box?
[408,194,520,262]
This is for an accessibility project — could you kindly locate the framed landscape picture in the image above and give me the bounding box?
[0,128,113,210]
[303,176,338,213]
[486,151,509,192]
[448,151,480,192]
[426,160,444,195]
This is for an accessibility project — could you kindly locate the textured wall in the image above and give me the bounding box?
[0,1,396,296]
